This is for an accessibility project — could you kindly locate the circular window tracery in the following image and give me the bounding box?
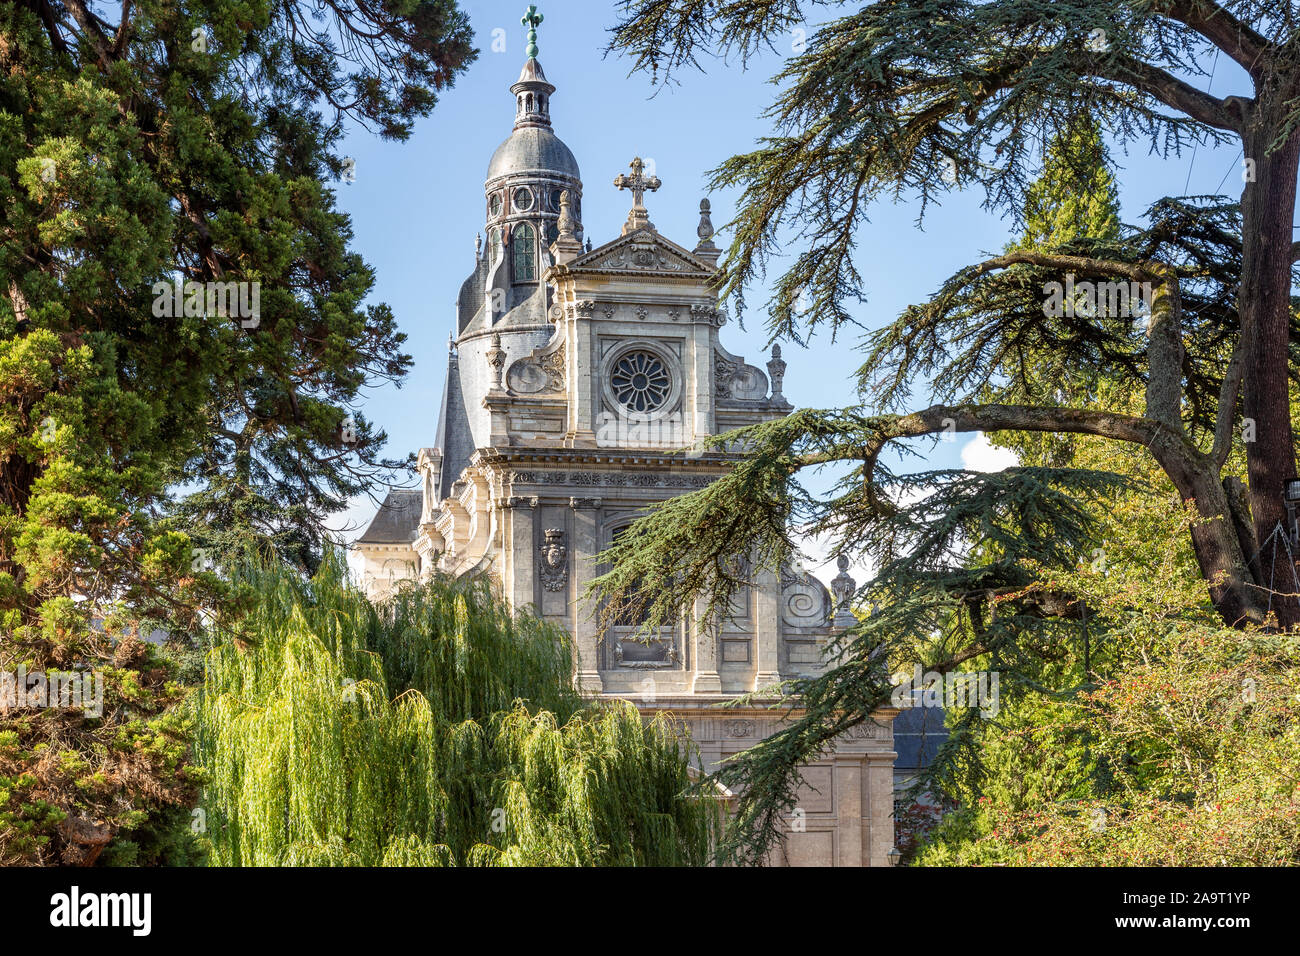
[513,187,534,211]
[610,351,671,412]
[489,194,502,217]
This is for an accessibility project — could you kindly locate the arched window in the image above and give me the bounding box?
[487,227,502,263]
[512,223,536,281]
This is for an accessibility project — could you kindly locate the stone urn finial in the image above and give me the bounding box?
[830,553,857,627]
[558,190,577,241]
[767,343,787,403]
[693,197,721,263]
[486,331,506,390]
[550,189,584,264]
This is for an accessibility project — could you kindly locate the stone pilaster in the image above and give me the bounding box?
[691,595,722,693]
[690,311,715,442]
[753,565,781,690]
[504,496,538,612]
[569,496,603,693]
[832,755,864,867]
[565,301,598,446]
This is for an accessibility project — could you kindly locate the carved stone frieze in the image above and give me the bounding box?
[508,470,718,490]
[725,719,755,738]
[592,240,687,273]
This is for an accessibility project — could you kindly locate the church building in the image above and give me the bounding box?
[354,10,898,867]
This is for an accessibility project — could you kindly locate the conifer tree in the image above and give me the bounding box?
[919,119,1142,861]
[1,0,475,864]
[598,0,1300,862]
[607,0,1300,628]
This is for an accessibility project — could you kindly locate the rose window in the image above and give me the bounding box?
[610,351,671,412]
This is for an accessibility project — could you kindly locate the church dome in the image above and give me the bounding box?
[486,126,581,184]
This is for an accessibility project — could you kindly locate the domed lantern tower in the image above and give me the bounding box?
[482,5,583,312]
[438,6,586,512]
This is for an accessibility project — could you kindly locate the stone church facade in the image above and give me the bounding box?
[354,26,898,866]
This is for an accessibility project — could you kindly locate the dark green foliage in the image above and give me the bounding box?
[1,0,475,864]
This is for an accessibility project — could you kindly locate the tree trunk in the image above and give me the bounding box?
[1238,102,1300,627]
[1146,431,1269,628]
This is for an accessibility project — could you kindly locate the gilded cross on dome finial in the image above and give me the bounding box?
[522,5,543,58]
[614,157,662,235]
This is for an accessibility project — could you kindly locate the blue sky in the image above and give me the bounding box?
[331,0,1250,577]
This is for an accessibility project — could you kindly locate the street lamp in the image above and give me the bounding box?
[1284,479,1300,548]
[887,846,902,867]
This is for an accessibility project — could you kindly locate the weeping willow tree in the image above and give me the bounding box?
[195,553,716,866]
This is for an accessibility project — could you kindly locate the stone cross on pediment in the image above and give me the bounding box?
[614,157,662,235]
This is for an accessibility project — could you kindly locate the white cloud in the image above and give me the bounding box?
[960,432,1019,472]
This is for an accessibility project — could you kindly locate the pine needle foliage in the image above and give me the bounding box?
[606,0,1300,624]
[196,553,716,866]
[590,407,1129,864]
[600,0,1300,863]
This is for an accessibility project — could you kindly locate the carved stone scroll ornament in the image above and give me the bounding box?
[538,528,568,592]
[715,355,737,397]
[780,566,831,629]
[507,343,566,394]
[690,304,725,328]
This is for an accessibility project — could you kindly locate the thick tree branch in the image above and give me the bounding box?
[884,403,1158,446]
[1152,0,1274,81]
[1211,338,1243,471]
[62,0,114,70]
[1100,55,1244,132]
[964,250,1162,283]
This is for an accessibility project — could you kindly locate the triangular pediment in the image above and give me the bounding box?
[569,229,716,277]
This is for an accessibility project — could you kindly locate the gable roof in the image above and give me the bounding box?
[562,227,716,278]
[356,489,423,545]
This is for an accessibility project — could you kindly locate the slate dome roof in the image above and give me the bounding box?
[486,126,580,183]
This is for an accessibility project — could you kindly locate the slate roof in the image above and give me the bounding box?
[356,489,423,544]
[487,126,581,183]
[892,706,950,771]
[432,350,475,501]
